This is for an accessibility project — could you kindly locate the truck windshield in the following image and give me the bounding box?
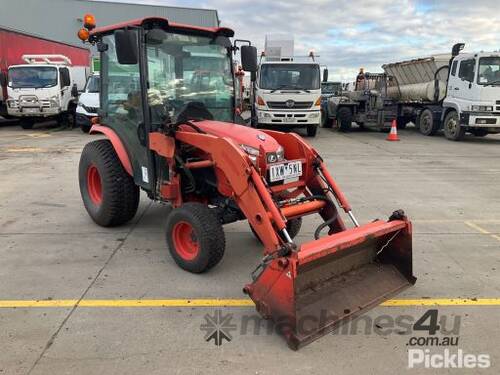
[322,82,341,95]
[145,29,234,122]
[8,66,58,89]
[85,75,100,93]
[477,57,500,85]
[260,64,320,90]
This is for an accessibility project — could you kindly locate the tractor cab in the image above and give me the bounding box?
[80,17,257,190]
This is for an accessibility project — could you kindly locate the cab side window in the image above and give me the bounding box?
[451,61,458,76]
[458,59,475,82]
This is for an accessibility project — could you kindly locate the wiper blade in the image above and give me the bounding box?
[270,85,294,93]
[270,85,312,93]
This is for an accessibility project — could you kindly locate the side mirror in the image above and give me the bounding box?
[323,68,329,82]
[241,45,258,72]
[115,29,138,65]
[0,71,6,87]
[71,84,79,97]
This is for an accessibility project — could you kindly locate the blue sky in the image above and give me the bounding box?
[99,0,499,81]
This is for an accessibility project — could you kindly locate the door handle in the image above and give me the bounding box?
[453,87,459,90]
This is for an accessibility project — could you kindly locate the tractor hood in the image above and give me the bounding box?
[194,120,281,153]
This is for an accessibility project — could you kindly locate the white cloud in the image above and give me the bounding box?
[97,0,500,81]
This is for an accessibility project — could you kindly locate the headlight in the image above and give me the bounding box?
[309,112,320,118]
[50,95,59,108]
[267,146,285,163]
[472,105,493,111]
[240,144,260,163]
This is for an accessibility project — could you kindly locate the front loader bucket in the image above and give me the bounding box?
[245,219,415,350]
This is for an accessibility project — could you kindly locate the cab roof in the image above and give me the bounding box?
[90,17,234,38]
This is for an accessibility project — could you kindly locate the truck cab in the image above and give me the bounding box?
[6,54,86,129]
[255,61,322,136]
[443,52,500,139]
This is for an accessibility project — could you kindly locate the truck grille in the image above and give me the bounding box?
[267,101,313,109]
[497,100,500,111]
[18,96,51,108]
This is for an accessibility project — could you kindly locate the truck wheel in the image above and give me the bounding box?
[443,111,465,141]
[307,124,318,137]
[397,116,409,130]
[337,107,352,132]
[80,123,92,133]
[321,111,333,128]
[20,118,35,129]
[79,139,139,227]
[418,109,438,136]
[251,217,302,242]
[166,203,225,273]
[285,217,302,239]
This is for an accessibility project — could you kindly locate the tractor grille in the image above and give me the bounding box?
[267,101,313,109]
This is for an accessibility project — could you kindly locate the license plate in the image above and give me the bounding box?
[284,117,295,122]
[269,161,303,182]
[23,107,38,114]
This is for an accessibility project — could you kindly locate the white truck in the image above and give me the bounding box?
[252,36,322,137]
[325,43,500,140]
[6,55,88,129]
[76,72,100,133]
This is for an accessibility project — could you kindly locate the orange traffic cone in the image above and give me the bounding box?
[386,119,400,141]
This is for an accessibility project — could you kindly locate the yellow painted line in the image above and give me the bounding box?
[465,221,500,242]
[0,298,499,308]
[4,147,45,153]
[78,299,255,307]
[381,298,500,306]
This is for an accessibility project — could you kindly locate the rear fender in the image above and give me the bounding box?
[89,125,133,176]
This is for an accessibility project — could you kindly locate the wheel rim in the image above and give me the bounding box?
[446,116,458,136]
[172,221,199,261]
[87,165,103,205]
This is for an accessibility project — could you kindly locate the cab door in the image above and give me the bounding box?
[100,31,152,190]
[451,57,476,110]
[59,67,72,110]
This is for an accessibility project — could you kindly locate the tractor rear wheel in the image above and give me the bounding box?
[166,203,225,273]
[79,139,139,227]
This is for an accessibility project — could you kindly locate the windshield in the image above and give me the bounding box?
[322,82,341,94]
[260,63,320,90]
[477,57,500,85]
[86,75,100,93]
[145,29,234,123]
[8,66,58,89]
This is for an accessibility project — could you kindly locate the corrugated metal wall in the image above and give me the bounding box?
[0,0,220,47]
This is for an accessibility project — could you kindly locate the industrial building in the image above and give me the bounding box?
[0,0,220,47]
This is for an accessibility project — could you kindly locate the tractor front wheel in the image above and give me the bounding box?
[251,217,302,242]
[166,203,225,273]
[79,139,139,227]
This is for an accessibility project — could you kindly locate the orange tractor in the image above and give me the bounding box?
[77,16,415,349]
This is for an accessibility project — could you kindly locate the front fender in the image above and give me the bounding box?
[89,125,133,176]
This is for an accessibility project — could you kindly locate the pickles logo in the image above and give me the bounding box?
[200,310,237,346]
